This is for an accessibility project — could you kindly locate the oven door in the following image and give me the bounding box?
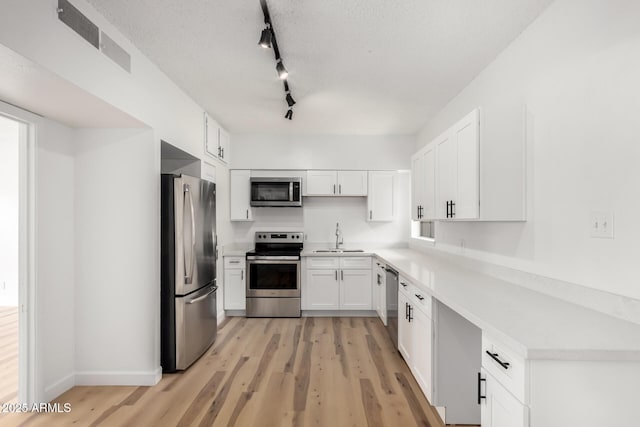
[246,257,301,297]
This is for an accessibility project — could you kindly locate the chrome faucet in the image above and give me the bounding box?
[335,222,343,249]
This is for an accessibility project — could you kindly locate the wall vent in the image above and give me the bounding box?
[57,0,99,49]
[100,31,131,73]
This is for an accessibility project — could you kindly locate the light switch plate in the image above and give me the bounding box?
[590,211,614,239]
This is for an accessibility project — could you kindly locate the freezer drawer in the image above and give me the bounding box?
[175,283,218,370]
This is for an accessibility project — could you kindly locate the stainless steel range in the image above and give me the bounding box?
[246,232,303,317]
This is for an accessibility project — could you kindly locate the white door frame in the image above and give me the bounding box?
[1,106,38,404]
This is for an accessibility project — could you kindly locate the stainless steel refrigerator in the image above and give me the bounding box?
[161,174,217,372]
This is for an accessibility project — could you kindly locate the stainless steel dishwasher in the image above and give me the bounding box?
[385,266,399,348]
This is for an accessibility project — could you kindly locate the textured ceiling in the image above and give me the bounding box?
[86,0,553,135]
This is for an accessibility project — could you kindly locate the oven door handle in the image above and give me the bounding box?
[246,256,300,261]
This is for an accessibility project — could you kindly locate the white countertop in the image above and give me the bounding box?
[374,248,640,362]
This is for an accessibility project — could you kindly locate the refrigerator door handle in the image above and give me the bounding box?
[184,184,196,284]
[187,286,218,304]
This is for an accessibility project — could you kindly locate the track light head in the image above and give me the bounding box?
[276,61,288,80]
[258,27,272,48]
[286,93,296,107]
[285,109,293,120]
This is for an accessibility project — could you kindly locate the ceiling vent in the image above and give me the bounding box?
[57,0,131,73]
[57,0,99,49]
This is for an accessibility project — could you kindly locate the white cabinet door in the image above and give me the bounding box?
[412,305,433,402]
[481,369,527,427]
[367,171,394,222]
[422,145,436,220]
[435,131,456,219]
[224,267,245,310]
[435,109,479,220]
[201,161,216,183]
[398,292,412,364]
[411,151,424,221]
[218,126,231,165]
[337,171,367,196]
[230,170,253,221]
[306,170,338,196]
[304,269,340,309]
[340,269,372,309]
[453,109,479,219]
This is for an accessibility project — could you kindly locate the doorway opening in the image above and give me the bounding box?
[0,114,21,403]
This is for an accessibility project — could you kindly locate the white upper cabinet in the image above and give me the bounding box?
[204,112,230,165]
[229,170,253,221]
[435,109,479,220]
[305,170,367,196]
[411,106,525,222]
[337,171,368,196]
[305,170,338,195]
[368,171,394,222]
[411,144,435,221]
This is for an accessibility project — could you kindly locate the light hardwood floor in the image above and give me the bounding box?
[1,316,448,426]
[0,306,18,404]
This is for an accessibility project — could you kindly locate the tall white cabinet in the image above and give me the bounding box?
[229,170,253,221]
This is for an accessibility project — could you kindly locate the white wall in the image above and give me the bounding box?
[0,115,19,306]
[415,0,640,301]
[74,128,160,384]
[232,134,415,170]
[36,117,76,400]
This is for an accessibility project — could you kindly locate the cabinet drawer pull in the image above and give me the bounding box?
[415,294,424,301]
[400,282,407,288]
[408,305,413,322]
[335,270,338,281]
[477,372,486,404]
[486,351,510,369]
[241,270,244,280]
[405,302,409,320]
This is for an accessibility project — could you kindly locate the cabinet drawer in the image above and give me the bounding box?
[339,256,371,269]
[306,257,340,269]
[409,288,432,319]
[224,256,245,269]
[482,333,526,404]
[399,275,412,297]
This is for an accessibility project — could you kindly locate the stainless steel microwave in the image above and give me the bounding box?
[250,177,303,207]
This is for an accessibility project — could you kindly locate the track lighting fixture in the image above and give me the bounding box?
[259,0,297,120]
[286,93,296,107]
[258,27,272,48]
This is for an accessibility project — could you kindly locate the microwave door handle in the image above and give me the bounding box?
[289,182,293,201]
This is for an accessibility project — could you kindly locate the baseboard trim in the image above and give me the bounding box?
[217,311,226,324]
[302,310,377,317]
[44,372,75,402]
[74,367,162,386]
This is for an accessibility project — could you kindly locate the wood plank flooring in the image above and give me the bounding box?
[0,306,18,404]
[0,316,447,426]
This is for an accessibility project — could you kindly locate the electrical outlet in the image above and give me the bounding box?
[590,211,614,239]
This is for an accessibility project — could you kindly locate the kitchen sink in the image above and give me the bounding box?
[313,249,364,253]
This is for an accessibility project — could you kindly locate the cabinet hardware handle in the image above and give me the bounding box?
[339,184,342,194]
[341,270,344,280]
[369,210,372,220]
[446,201,450,218]
[405,302,409,320]
[451,201,455,217]
[400,282,407,288]
[415,294,424,301]
[408,305,413,322]
[333,184,336,194]
[485,351,510,369]
[246,209,249,219]
[335,270,338,281]
[477,372,486,404]
[230,260,239,264]
[416,205,420,219]
[241,270,244,280]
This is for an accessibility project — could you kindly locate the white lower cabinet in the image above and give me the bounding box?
[398,280,433,402]
[481,369,527,427]
[304,269,340,309]
[223,256,246,310]
[303,257,372,310]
